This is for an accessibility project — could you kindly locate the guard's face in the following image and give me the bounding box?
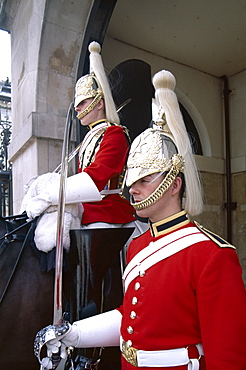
[130,173,181,223]
[75,98,103,126]
[129,174,164,221]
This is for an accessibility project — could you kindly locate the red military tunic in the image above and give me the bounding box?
[78,120,135,225]
[118,210,246,369]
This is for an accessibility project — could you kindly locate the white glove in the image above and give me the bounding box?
[39,324,79,370]
[46,323,79,355]
[36,310,121,370]
[26,193,52,219]
[24,172,101,219]
[21,173,60,218]
[33,205,83,253]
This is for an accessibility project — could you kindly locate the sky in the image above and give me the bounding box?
[0,29,11,82]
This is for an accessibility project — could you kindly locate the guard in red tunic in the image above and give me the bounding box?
[24,41,135,229]
[35,70,246,370]
[73,41,136,228]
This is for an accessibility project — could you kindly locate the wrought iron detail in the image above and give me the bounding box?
[0,78,12,216]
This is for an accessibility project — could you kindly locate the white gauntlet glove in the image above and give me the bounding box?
[40,324,79,370]
[26,193,52,220]
[35,310,121,370]
[73,309,121,348]
[34,321,79,370]
[46,324,79,356]
[23,172,101,219]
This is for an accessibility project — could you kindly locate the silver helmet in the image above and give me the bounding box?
[74,41,119,124]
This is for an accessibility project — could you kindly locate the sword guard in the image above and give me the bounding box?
[34,321,71,365]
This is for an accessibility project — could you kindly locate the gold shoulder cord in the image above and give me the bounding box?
[194,221,236,249]
[79,127,108,169]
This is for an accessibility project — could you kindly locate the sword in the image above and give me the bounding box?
[50,97,131,368]
[53,102,74,326]
[53,97,131,319]
[49,103,74,370]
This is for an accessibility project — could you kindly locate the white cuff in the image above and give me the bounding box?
[74,310,122,348]
[49,172,102,205]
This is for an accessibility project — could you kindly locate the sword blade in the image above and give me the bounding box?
[116,98,131,113]
[53,102,74,326]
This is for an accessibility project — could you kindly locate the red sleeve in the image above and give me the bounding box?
[197,247,246,368]
[83,126,129,191]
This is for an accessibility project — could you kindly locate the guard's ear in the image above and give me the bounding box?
[97,98,105,110]
[171,176,183,196]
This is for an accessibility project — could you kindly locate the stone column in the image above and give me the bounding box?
[2,0,93,212]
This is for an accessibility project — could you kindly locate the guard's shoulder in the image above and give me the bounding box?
[106,123,124,133]
[132,228,149,240]
[132,233,143,240]
[193,221,236,249]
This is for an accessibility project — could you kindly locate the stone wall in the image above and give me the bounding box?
[195,171,246,284]
[195,172,226,237]
[1,0,94,212]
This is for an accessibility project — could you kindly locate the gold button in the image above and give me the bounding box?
[132,297,138,305]
[130,311,137,319]
[134,282,140,290]
[127,326,134,334]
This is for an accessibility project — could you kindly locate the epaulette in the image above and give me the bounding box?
[194,221,236,249]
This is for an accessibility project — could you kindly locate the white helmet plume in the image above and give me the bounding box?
[152,70,203,216]
[89,41,119,124]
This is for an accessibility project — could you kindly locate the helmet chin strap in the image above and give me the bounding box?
[76,94,102,120]
[131,154,184,211]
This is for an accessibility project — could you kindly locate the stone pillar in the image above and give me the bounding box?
[1,0,94,212]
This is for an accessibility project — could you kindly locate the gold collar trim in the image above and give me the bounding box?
[88,119,110,130]
[150,210,190,237]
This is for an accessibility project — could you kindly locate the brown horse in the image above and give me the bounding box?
[0,214,54,369]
